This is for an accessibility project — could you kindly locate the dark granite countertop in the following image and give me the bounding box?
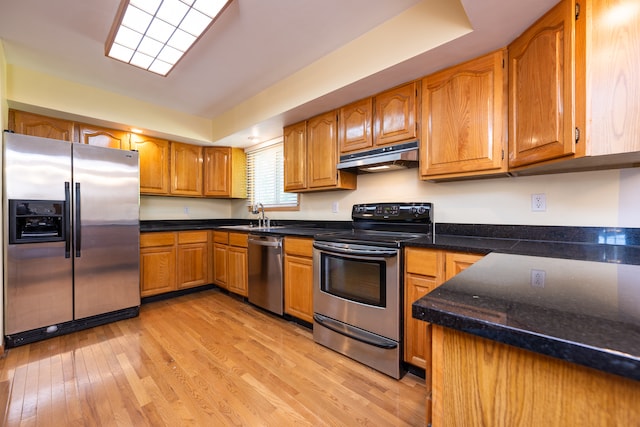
[413,250,640,381]
[140,219,351,237]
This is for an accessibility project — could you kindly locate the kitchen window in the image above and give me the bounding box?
[246,141,299,210]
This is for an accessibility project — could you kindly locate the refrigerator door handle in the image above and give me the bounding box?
[75,182,82,257]
[64,182,71,258]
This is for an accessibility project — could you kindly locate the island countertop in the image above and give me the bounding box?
[413,251,640,381]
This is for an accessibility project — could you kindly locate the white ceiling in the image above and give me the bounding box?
[0,0,559,147]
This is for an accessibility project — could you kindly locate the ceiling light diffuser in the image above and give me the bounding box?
[106,0,233,76]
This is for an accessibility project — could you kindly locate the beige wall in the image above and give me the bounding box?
[144,166,640,228]
[140,196,231,220]
[226,167,640,228]
[6,65,212,145]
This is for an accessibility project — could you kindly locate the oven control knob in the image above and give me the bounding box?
[417,207,426,215]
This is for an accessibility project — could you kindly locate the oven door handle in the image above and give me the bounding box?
[313,241,397,257]
[313,314,397,349]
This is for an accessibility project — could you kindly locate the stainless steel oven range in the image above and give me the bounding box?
[313,202,433,379]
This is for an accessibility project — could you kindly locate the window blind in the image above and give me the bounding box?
[246,142,298,208]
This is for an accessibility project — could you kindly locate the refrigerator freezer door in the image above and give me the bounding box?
[4,134,73,334]
[72,144,140,319]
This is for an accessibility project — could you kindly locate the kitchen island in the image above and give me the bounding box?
[413,250,640,426]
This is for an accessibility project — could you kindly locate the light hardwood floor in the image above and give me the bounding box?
[0,289,427,426]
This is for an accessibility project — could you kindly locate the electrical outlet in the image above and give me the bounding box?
[530,269,546,288]
[531,193,546,211]
[331,201,339,213]
[184,206,190,214]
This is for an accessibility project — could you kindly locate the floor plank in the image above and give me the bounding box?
[0,289,426,426]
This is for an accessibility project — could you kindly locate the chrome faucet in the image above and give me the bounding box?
[257,202,269,228]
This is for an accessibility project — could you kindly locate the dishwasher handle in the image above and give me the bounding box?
[248,235,282,248]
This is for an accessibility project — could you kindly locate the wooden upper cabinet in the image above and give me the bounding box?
[78,124,130,150]
[338,98,373,154]
[284,114,356,192]
[170,142,203,196]
[587,0,640,157]
[283,121,308,192]
[307,111,357,190]
[203,147,246,198]
[10,110,74,142]
[421,49,508,180]
[374,82,418,146]
[131,134,170,195]
[508,0,576,168]
[308,111,339,188]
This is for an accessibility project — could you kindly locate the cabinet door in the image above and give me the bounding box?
[307,111,339,188]
[140,232,177,297]
[421,49,507,179]
[508,0,576,168]
[213,243,228,288]
[227,246,248,296]
[140,246,177,297]
[171,142,203,196]
[177,242,208,289]
[203,147,246,198]
[404,247,443,368]
[283,121,308,191]
[78,124,130,150]
[374,82,418,146]
[284,254,314,323]
[445,252,484,281]
[204,147,230,197]
[339,98,373,154]
[404,273,439,368]
[588,0,640,156]
[10,110,74,141]
[131,135,170,195]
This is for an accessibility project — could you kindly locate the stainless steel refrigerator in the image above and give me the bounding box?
[3,132,140,346]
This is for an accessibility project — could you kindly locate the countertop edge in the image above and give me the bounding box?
[412,302,640,382]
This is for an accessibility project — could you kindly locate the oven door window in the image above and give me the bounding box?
[320,253,386,307]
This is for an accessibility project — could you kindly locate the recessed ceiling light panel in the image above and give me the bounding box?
[105,0,234,76]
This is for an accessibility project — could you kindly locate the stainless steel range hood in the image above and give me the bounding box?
[337,140,419,173]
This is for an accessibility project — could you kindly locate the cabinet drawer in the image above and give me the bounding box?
[285,237,313,257]
[228,232,248,247]
[213,231,229,244]
[178,230,208,244]
[405,247,440,276]
[140,232,176,248]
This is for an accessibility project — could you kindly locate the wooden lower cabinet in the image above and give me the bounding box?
[404,248,483,369]
[445,252,484,280]
[140,232,177,297]
[429,326,640,426]
[404,248,444,369]
[283,237,314,323]
[141,230,211,297]
[227,233,248,296]
[212,231,229,288]
[212,231,248,296]
[177,231,209,289]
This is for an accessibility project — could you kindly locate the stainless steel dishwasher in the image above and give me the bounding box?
[247,234,284,315]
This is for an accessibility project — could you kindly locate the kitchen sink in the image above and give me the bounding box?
[221,225,287,231]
